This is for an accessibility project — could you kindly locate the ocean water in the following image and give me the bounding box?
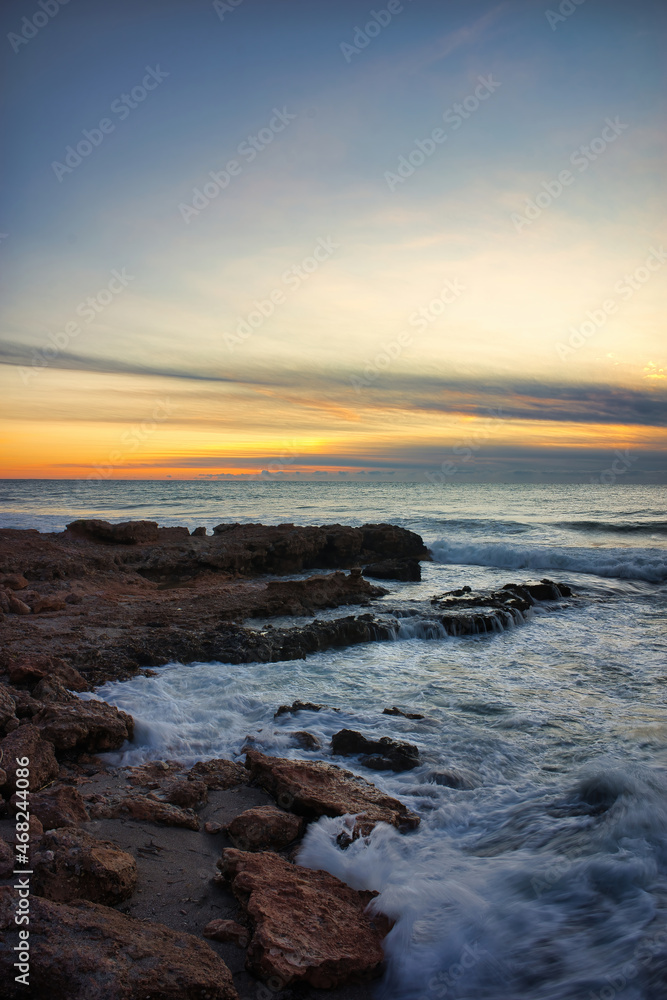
[5,481,667,998]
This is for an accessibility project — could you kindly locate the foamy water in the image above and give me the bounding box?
[8,481,667,998]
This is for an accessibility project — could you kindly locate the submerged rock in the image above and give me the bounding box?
[331,728,420,771]
[0,886,239,1000]
[219,848,387,988]
[245,749,419,834]
[383,706,425,720]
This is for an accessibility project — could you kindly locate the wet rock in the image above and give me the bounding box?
[226,805,305,851]
[33,827,137,904]
[275,699,336,718]
[119,794,201,830]
[0,723,59,794]
[32,699,134,753]
[0,886,239,1000]
[0,573,29,590]
[289,730,322,751]
[427,768,477,790]
[383,706,425,720]
[331,728,420,772]
[29,785,90,829]
[219,848,386,988]
[203,918,249,947]
[245,749,419,833]
[363,557,421,581]
[503,578,572,600]
[189,758,248,790]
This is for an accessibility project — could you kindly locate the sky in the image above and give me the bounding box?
[1,0,665,482]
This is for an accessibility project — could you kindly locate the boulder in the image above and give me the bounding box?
[203,918,249,947]
[32,595,67,614]
[7,595,31,615]
[363,558,421,581]
[244,750,419,834]
[289,730,322,751]
[383,706,425,720]
[153,776,208,809]
[32,699,134,753]
[0,724,59,794]
[191,526,207,536]
[33,827,137,904]
[274,700,334,718]
[118,795,201,830]
[331,728,420,772]
[188,758,248,790]
[220,849,386,988]
[7,655,87,691]
[29,785,90,829]
[0,573,28,590]
[0,887,239,1000]
[226,805,305,851]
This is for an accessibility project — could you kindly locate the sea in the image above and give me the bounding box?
[2,480,666,999]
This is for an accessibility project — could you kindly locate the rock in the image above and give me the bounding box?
[29,785,90,829]
[290,730,321,751]
[0,886,239,1000]
[363,557,421,581]
[191,526,207,536]
[331,729,420,771]
[226,805,305,851]
[189,758,248,790]
[0,837,13,878]
[157,526,190,541]
[32,699,134,753]
[203,918,249,947]
[0,683,17,731]
[274,700,334,718]
[66,518,160,545]
[0,724,59,794]
[0,768,6,787]
[383,706,425,720]
[32,595,67,613]
[65,591,83,604]
[31,676,78,703]
[245,749,419,834]
[153,776,208,809]
[119,795,201,830]
[7,654,87,691]
[0,573,28,590]
[0,589,9,612]
[205,820,224,834]
[7,595,31,615]
[33,827,137,904]
[427,768,477,790]
[219,849,386,988]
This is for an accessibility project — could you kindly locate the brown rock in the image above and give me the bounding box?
[203,918,249,947]
[30,784,90,829]
[119,794,201,830]
[220,849,386,987]
[0,682,17,730]
[274,700,333,718]
[0,886,239,999]
[245,749,419,834]
[7,655,87,691]
[32,698,134,752]
[153,776,208,809]
[226,805,305,851]
[189,758,248,790]
[205,820,224,834]
[0,573,28,590]
[65,518,160,545]
[7,595,31,615]
[31,676,78,703]
[0,723,59,794]
[33,827,137,904]
[0,589,9,612]
[191,526,207,536]
[0,837,13,878]
[157,525,190,541]
[290,730,322,751]
[32,595,68,613]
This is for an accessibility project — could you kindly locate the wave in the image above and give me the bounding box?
[429,539,667,583]
[558,520,667,535]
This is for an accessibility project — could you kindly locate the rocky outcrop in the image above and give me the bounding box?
[0,723,59,794]
[363,557,421,581]
[7,655,87,691]
[0,682,17,732]
[29,784,90,829]
[33,827,137,904]
[220,848,387,988]
[331,728,420,771]
[65,519,160,545]
[244,749,419,834]
[0,887,239,1000]
[31,699,134,753]
[226,805,304,851]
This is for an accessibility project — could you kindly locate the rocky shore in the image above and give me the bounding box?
[0,520,576,998]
